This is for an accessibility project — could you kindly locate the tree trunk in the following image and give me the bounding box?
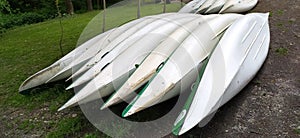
[163,0,166,13]
[102,0,106,32]
[65,0,74,15]
[137,0,141,19]
[97,0,100,10]
[181,0,183,8]
[87,0,93,11]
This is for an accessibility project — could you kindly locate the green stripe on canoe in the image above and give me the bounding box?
[172,17,268,134]
[172,56,209,135]
[100,47,152,110]
[121,61,166,117]
[172,32,224,135]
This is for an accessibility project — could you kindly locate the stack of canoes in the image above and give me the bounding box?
[178,0,258,14]
[19,1,269,135]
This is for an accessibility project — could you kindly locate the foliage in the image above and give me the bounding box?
[7,0,58,14]
[6,0,122,15]
[0,0,11,13]
[0,12,49,34]
[0,0,128,34]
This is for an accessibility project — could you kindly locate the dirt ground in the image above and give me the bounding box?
[177,0,300,137]
[1,0,299,137]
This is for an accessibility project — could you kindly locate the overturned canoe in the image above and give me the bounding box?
[173,13,270,135]
[219,0,258,13]
[18,29,113,94]
[101,14,220,109]
[178,0,207,13]
[52,13,173,85]
[196,0,217,14]
[205,0,226,14]
[121,14,241,117]
[66,13,194,89]
[46,16,148,83]
[58,14,198,111]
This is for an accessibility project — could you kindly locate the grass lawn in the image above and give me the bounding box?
[0,3,181,137]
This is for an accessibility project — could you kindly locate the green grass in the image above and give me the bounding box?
[0,11,100,108]
[269,11,273,17]
[295,126,300,134]
[276,23,283,27]
[288,18,296,24]
[78,3,181,43]
[84,130,108,138]
[18,119,41,133]
[275,47,288,55]
[276,10,284,16]
[0,3,181,137]
[46,117,83,138]
[84,133,99,138]
[253,80,262,85]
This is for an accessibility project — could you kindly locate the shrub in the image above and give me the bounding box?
[0,12,49,34]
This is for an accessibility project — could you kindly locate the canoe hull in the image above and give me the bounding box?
[18,29,111,93]
[102,14,221,109]
[59,14,199,110]
[173,13,270,135]
[219,0,258,13]
[122,14,242,117]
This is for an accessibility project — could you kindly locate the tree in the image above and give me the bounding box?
[97,0,100,10]
[65,0,74,15]
[0,0,11,14]
[102,0,106,32]
[137,0,141,18]
[55,0,64,56]
[163,0,166,13]
[163,0,170,13]
[86,0,93,11]
[181,0,183,7]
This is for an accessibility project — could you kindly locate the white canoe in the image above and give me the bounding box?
[101,14,220,109]
[219,0,258,13]
[66,13,195,89]
[172,13,270,135]
[178,0,207,13]
[196,0,217,14]
[46,17,148,83]
[65,13,176,84]
[18,29,114,93]
[194,0,208,12]
[205,0,226,14]
[58,15,197,111]
[121,14,242,117]
[61,13,172,82]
